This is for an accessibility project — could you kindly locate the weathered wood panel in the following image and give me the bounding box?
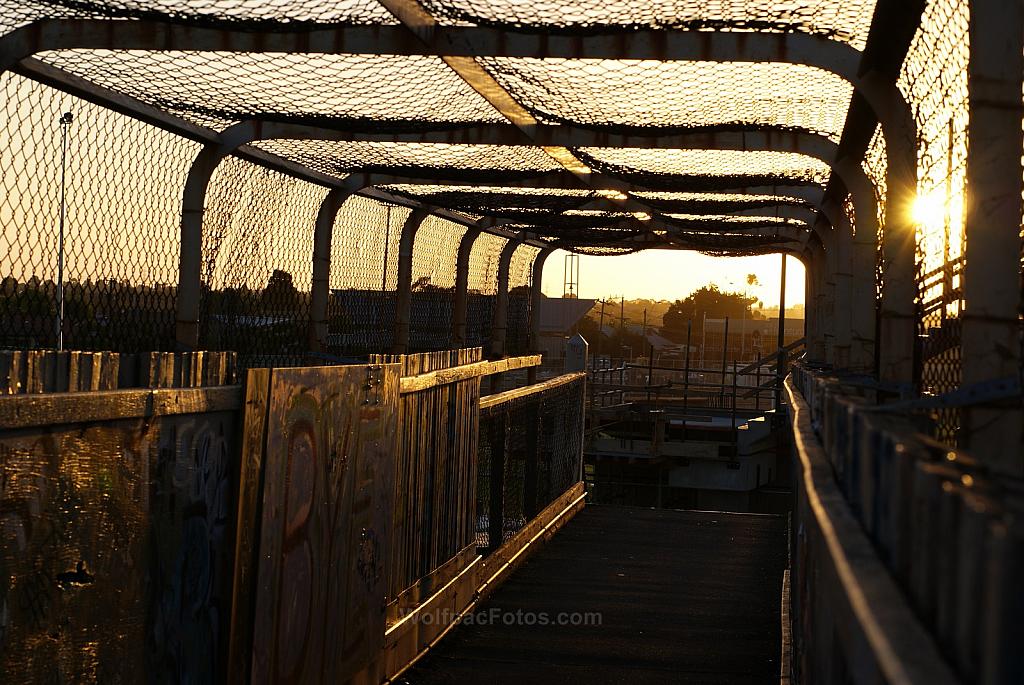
[248,364,399,685]
[375,350,482,605]
[0,403,242,683]
[0,350,237,395]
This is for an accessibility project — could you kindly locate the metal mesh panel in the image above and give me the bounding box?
[898,0,969,444]
[0,73,198,351]
[37,50,504,131]
[466,232,507,349]
[386,184,597,215]
[476,375,585,549]
[199,158,327,367]
[481,59,853,139]
[507,244,539,355]
[327,195,408,356]
[254,140,561,181]
[578,147,831,190]
[421,0,877,48]
[409,215,467,351]
[1,0,396,33]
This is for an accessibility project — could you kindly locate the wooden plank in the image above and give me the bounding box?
[0,402,242,682]
[227,368,272,685]
[479,371,585,411]
[399,355,542,394]
[0,351,25,393]
[0,385,243,428]
[248,364,399,685]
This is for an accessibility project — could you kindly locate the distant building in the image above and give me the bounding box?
[535,297,596,365]
[703,316,805,363]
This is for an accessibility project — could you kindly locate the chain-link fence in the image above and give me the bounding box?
[466,232,507,351]
[408,214,466,351]
[900,0,969,445]
[476,373,585,550]
[0,73,530,365]
[0,73,197,352]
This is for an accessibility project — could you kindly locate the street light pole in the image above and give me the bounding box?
[56,111,73,351]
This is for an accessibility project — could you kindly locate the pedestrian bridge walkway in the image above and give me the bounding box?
[407,506,788,685]
[1,0,1023,683]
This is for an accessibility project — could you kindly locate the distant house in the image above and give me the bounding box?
[535,297,597,364]
[703,316,805,362]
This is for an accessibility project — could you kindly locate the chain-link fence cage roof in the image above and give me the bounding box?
[480,59,853,139]
[0,0,875,260]
[36,50,507,130]
[419,0,877,48]
[4,0,930,361]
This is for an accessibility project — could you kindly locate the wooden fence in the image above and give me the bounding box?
[0,348,587,684]
[1,349,237,393]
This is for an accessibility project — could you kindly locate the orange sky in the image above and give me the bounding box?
[541,249,806,308]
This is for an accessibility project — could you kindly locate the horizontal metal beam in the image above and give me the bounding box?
[230,120,840,157]
[1,20,860,74]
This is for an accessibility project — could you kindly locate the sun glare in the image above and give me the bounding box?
[911,190,947,231]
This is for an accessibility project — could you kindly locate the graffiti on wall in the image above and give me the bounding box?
[0,408,239,684]
[248,364,398,685]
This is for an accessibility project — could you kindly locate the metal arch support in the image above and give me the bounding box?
[175,142,235,349]
[831,157,879,372]
[391,208,431,354]
[185,119,841,243]
[0,21,863,68]
[529,247,555,356]
[819,199,859,370]
[177,120,841,159]
[0,19,913,259]
[309,187,353,352]
[452,226,482,347]
[858,71,918,386]
[490,236,525,359]
[961,0,1024,471]
[803,235,827,362]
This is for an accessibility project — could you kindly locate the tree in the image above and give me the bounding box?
[262,269,299,309]
[659,284,758,343]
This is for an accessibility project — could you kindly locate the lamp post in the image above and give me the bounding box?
[56,111,73,351]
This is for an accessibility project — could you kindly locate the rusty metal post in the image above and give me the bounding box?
[720,316,729,408]
[775,254,788,410]
[961,0,1024,474]
[391,209,429,354]
[801,249,815,362]
[835,158,880,373]
[823,235,838,365]
[822,200,854,369]
[452,227,481,348]
[489,237,522,359]
[176,143,232,350]
[864,72,919,388]
[528,247,554,384]
[308,189,350,352]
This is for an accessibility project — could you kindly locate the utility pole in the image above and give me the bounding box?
[595,298,607,370]
[56,111,73,351]
[619,296,625,363]
[775,254,788,410]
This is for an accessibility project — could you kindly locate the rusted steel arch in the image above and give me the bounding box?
[0,18,915,162]
[212,121,842,160]
[205,120,858,243]
[0,19,910,236]
[172,120,841,246]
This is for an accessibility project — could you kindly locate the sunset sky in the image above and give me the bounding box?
[540,249,806,308]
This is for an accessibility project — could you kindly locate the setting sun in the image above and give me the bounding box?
[911,189,947,231]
